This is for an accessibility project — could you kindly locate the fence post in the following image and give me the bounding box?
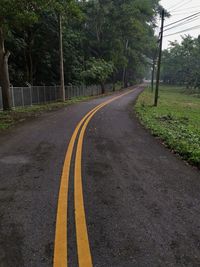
[21,87,24,107]
[54,85,57,101]
[70,85,72,99]
[65,86,68,100]
[44,85,46,103]
[50,86,52,102]
[11,85,15,109]
[29,86,33,106]
[37,86,40,104]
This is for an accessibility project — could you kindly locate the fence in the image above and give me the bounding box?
[0,84,114,110]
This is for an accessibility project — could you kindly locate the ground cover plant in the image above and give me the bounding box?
[135,85,200,167]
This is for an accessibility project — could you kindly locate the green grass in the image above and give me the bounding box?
[135,85,200,168]
[0,96,94,131]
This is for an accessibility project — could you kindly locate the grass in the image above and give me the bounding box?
[0,96,94,131]
[135,85,200,168]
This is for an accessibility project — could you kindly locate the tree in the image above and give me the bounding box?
[161,35,200,91]
[80,0,161,87]
[0,0,80,109]
[0,0,162,108]
[0,0,52,110]
[81,58,113,93]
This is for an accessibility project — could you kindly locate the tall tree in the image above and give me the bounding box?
[0,0,162,109]
[0,0,52,109]
[161,35,200,91]
[0,0,80,109]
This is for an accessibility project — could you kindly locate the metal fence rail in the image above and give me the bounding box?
[0,84,113,110]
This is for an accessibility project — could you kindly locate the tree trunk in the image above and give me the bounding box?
[100,82,105,94]
[122,39,129,88]
[29,46,33,85]
[0,27,11,110]
[59,14,65,101]
[24,30,34,85]
[122,67,127,88]
[112,73,115,91]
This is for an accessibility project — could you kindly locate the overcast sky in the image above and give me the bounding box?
[159,0,200,49]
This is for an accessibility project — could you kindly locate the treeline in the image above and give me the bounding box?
[0,0,161,109]
[161,35,200,90]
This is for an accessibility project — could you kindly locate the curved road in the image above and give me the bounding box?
[0,87,200,267]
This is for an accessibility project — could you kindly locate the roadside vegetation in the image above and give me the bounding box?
[0,96,93,131]
[135,85,200,168]
[161,36,200,92]
[0,86,124,131]
[0,0,163,110]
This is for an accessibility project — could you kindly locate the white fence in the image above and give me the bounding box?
[0,84,113,110]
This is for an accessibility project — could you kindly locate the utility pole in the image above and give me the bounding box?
[59,14,65,102]
[122,39,129,88]
[151,59,155,92]
[154,9,164,106]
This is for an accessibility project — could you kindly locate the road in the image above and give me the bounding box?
[0,86,200,267]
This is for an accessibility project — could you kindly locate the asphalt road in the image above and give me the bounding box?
[0,87,200,267]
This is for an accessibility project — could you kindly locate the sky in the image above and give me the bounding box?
[159,0,200,49]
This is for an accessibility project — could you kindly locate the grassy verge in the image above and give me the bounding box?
[0,96,94,131]
[135,85,200,168]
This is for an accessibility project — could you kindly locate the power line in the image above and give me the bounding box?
[168,0,188,11]
[169,0,192,12]
[171,5,200,13]
[164,11,200,28]
[164,24,200,37]
[163,14,200,32]
[169,12,200,16]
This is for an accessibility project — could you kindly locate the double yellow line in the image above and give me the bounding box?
[53,88,136,267]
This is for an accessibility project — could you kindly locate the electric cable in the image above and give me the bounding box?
[164,11,200,28]
[164,24,200,37]
[169,0,192,12]
[163,14,200,32]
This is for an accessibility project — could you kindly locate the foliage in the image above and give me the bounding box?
[0,0,163,87]
[81,58,113,85]
[161,35,200,92]
[135,85,200,167]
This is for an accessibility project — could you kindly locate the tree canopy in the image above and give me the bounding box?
[161,35,200,90]
[0,0,162,109]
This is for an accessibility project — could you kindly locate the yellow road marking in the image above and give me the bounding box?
[74,89,135,267]
[53,104,105,267]
[54,88,136,267]
[74,105,107,267]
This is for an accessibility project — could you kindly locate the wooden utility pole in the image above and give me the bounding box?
[59,14,65,102]
[151,59,155,92]
[154,9,164,106]
[122,39,129,88]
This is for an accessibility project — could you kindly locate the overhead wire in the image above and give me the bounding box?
[171,12,200,16]
[171,5,200,13]
[167,0,189,11]
[164,11,200,28]
[169,0,192,12]
[163,14,200,32]
[170,11,200,16]
[164,24,200,37]
[156,2,200,44]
